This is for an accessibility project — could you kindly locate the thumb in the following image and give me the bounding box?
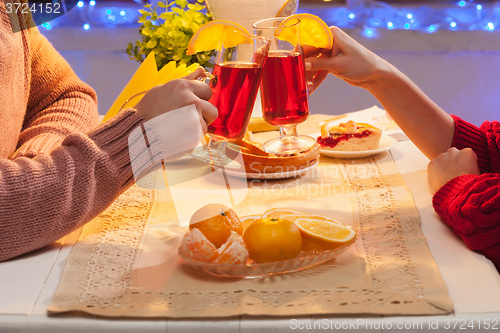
[184,66,206,80]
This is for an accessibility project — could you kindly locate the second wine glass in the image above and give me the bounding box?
[253,17,317,155]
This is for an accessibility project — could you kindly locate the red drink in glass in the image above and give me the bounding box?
[260,51,309,126]
[208,61,263,140]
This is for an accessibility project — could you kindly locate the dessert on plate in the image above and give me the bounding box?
[226,132,321,174]
[317,120,382,151]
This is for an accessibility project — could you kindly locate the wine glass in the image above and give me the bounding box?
[190,35,271,168]
[253,17,317,155]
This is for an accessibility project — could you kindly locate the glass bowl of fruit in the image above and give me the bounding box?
[178,206,358,278]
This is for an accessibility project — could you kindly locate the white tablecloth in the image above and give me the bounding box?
[2,108,500,332]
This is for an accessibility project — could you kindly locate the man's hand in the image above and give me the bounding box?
[427,147,481,194]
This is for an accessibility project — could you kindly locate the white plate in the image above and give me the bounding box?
[319,135,398,159]
[223,161,318,180]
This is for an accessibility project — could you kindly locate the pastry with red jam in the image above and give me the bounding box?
[318,120,382,151]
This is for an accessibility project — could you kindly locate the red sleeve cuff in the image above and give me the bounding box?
[451,115,490,172]
[432,174,477,218]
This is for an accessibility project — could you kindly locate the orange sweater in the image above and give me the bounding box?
[0,2,164,261]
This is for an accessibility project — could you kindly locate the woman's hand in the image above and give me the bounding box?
[304,26,392,92]
[134,67,218,133]
[427,147,481,194]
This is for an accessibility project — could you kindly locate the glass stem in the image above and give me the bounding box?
[207,136,227,152]
[280,125,298,138]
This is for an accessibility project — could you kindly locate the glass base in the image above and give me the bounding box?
[190,144,241,169]
[263,135,317,155]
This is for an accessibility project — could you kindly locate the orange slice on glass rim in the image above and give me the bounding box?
[276,13,333,49]
[187,20,252,55]
[294,218,356,251]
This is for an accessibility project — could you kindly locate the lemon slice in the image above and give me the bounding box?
[261,208,344,226]
[276,13,333,49]
[240,214,262,232]
[261,208,309,220]
[187,20,252,55]
[294,218,356,250]
[280,214,344,226]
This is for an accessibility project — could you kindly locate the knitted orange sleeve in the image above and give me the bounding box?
[14,27,99,158]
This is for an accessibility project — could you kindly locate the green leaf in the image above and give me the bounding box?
[175,0,188,9]
[146,39,158,48]
[172,7,183,15]
[157,1,166,8]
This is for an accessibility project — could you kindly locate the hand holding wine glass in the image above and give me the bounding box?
[253,15,332,155]
[186,21,271,168]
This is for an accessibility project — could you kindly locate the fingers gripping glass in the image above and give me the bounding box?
[189,35,271,169]
[253,18,317,155]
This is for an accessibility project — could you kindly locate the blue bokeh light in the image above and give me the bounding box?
[83,24,90,30]
[77,1,84,8]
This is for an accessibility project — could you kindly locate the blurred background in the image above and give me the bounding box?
[41,0,500,126]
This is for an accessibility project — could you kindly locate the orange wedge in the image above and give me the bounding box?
[261,208,309,220]
[261,208,343,226]
[240,214,262,232]
[294,218,356,250]
[277,13,333,49]
[187,20,252,55]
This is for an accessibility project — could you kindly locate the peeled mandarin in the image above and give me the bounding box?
[189,203,242,248]
[180,228,219,262]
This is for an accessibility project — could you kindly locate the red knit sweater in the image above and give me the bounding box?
[0,2,164,261]
[433,115,500,269]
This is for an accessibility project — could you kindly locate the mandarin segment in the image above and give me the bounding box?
[214,231,249,265]
[180,228,219,262]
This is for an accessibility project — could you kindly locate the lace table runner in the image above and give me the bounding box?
[49,146,452,318]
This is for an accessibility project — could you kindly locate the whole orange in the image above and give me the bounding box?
[243,218,302,263]
[189,203,242,248]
